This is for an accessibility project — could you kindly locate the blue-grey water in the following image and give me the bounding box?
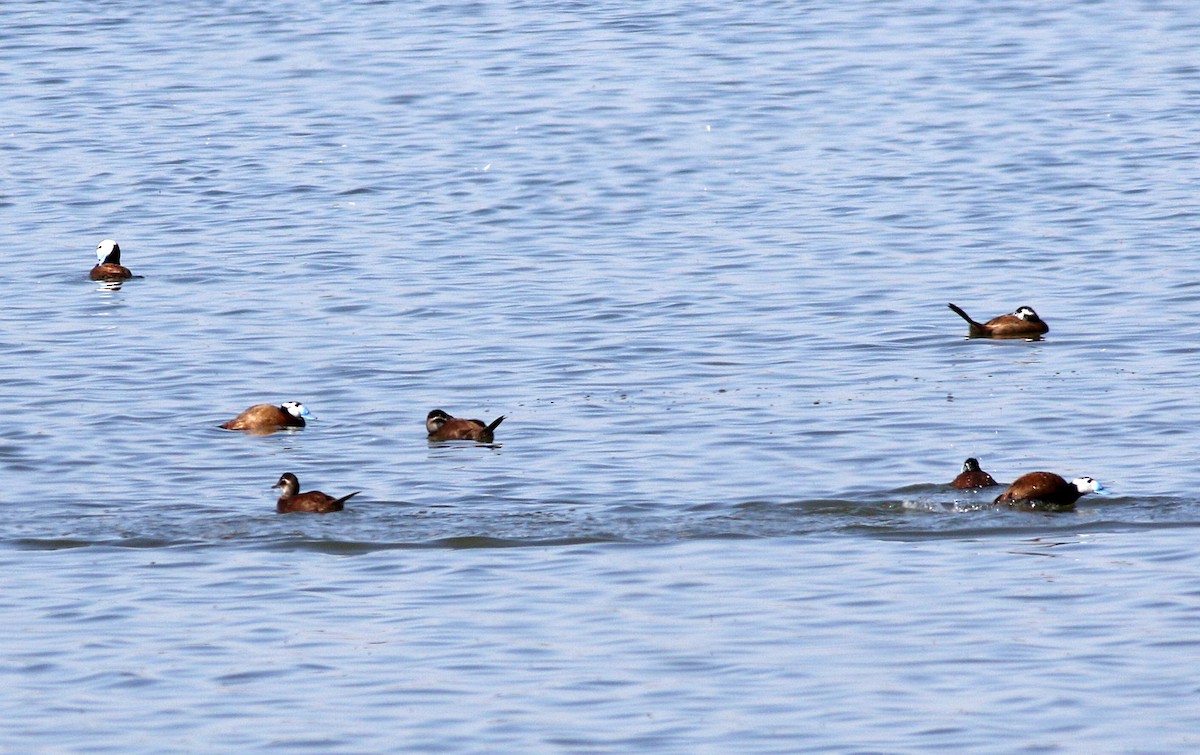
[4,0,1200,751]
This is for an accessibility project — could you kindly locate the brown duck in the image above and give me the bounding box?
[947,303,1048,338]
[220,401,312,433]
[273,472,360,514]
[426,408,506,442]
[993,472,1102,508]
[90,239,133,281]
[950,458,998,489]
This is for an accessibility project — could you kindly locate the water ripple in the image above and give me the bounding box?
[6,0,1200,750]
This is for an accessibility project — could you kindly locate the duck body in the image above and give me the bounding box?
[951,458,998,489]
[273,472,359,514]
[426,408,506,442]
[993,471,1102,508]
[220,401,311,432]
[947,303,1048,338]
[90,239,133,280]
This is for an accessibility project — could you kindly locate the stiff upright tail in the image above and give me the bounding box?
[334,491,362,507]
[947,303,979,327]
[486,415,506,433]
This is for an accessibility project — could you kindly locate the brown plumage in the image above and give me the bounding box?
[951,458,998,489]
[90,239,133,281]
[90,262,132,281]
[426,408,506,442]
[993,471,1101,508]
[220,401,310,433]
[273,472,359,514]
[947,303,1048,338]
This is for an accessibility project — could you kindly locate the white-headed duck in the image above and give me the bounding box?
[221,401,312,433]
[993,471,1102,508]
[948,303,1048,338]
[90,239,133,281]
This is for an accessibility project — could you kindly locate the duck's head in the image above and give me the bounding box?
[281,401,313,420]
[96,239,121,264]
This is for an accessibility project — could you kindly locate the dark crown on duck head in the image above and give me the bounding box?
[273,472,299,494]
[1014,306,1040,321]
[963,458,981,472]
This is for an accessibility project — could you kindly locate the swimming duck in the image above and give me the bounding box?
[426,408,505,442]
[993,472,1102,508]
[947,303,1048,338]
[951,457,998,489]
[273,472,359,513]
[220,401,312,432]
[90,239,133,281]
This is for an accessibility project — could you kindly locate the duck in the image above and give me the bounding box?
[90,239,133,281]
[951,457,998,489]
[947,303,1048,338]
[993,472,1102,508]
[220,401,312,432]
[273,472,359,514]
[426,408,506,442]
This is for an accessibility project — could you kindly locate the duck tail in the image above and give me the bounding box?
[946,303,979,327]
[486,415,506,433]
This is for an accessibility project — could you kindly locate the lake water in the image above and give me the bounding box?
[4,0,1200,751]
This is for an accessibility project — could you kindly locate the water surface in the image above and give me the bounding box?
[4,0,1200,751]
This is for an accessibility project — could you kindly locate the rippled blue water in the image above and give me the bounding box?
[5,0,1200,750]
